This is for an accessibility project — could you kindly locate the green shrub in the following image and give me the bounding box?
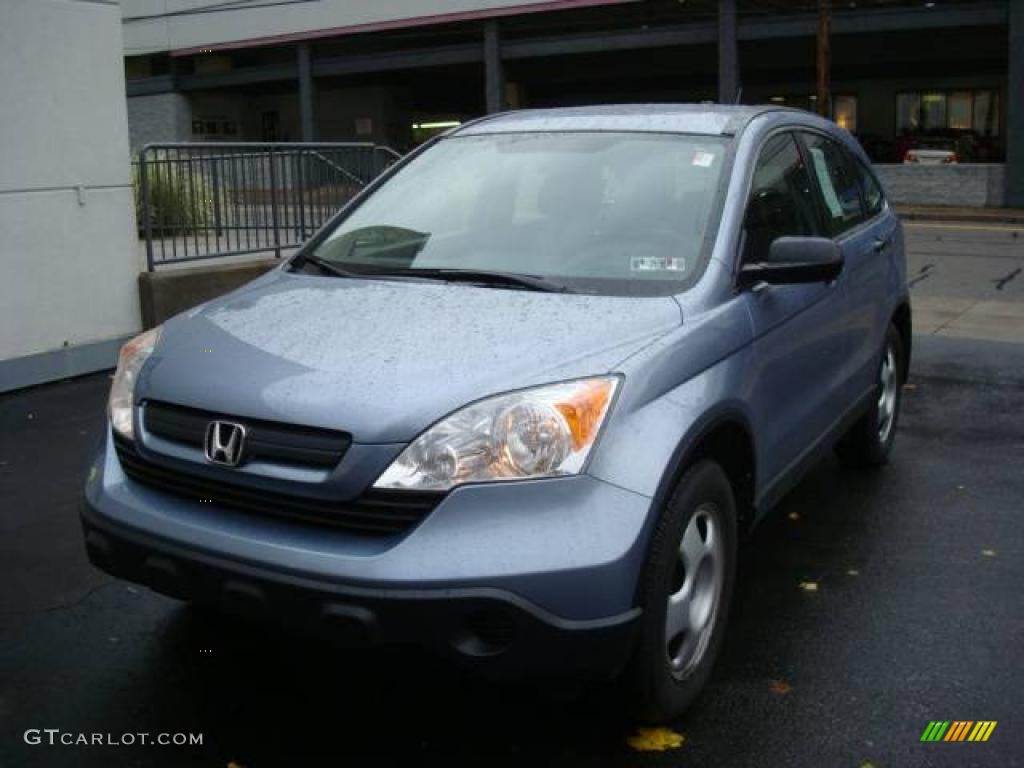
[132,158,213,237]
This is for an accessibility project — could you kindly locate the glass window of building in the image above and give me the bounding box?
[897,92,921,132]
[833,95,858,132]
[896,89,1000,136]
[920,92,947,131]
[973,91,1000,136]
[948,92,973,130]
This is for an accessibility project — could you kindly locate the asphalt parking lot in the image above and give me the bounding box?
[1,223,1022,767]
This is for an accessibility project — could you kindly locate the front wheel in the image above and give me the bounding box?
[623,460,737,723]
[836,323,905,467]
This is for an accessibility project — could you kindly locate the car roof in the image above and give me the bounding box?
[452,103,822,138]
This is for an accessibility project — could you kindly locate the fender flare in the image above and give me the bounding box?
[630,406,757,607]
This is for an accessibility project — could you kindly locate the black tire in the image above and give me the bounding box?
[836,323,905,468]
[623,460,738,723]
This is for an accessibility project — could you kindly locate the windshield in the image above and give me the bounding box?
[302,131,729,294]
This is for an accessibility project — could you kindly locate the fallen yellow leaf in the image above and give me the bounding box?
[768,679,792,695]
[627,727,685,752]
[787,511,800,521]
[982,549,997,557]
[799,581,819,592]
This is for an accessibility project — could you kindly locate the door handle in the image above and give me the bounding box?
[873,236,891,253]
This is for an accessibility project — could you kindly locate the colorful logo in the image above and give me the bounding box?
[920,721,997,742]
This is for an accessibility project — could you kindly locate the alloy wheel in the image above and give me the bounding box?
[877,342,898,443]
[665,503,724,678]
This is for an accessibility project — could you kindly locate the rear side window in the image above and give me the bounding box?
[799,132,865,236]
[742,133,822,264]
[854,158,885,217]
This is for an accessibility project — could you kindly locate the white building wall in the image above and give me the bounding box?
[0,0,140,392]
[123,0,629,54]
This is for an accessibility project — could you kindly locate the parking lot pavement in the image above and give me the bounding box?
[904,221,1024,343]
[2,227,1023,767]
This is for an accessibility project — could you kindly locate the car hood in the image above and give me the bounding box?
[140,270,681,443]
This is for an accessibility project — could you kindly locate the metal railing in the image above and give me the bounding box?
[134,143,402,270]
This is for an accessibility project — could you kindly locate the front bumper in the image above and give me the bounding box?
[82,499,638,677]
[81,430,654,677]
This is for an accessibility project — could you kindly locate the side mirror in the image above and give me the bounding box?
[739,236,843,287]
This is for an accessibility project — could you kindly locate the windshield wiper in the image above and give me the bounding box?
[299,259,571,293]
[402,268,572,293]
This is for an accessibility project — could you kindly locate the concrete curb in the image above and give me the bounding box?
[895,206,1024,226]
[139,259,279,328]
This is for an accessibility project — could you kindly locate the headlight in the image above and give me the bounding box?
[374,376,620,492]
[109,326,161,440]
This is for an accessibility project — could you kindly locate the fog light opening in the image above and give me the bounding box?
[454,609,518,657]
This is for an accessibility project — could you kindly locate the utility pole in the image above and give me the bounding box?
[816,0,831,119]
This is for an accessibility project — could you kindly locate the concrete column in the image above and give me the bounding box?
[297,42,317,141]
[1007,2,1024,207]
[717,0,739,104]
[484,20,505,114]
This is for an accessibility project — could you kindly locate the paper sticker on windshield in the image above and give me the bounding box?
[631,256,686,272]
[692,151,715,168]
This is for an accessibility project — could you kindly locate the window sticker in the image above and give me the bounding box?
[808,146,843,219]
[631,256,686,272]
[692,150,716,168]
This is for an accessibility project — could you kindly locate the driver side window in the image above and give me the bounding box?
[743,133,823,264]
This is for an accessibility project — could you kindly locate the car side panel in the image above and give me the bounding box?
[826,131,912,387]
[740,279,850,488]
[586,281,756,499]
[594,114,911,545]
[840,208,902,401]
[728,122,851,494]
[591,114,856,516]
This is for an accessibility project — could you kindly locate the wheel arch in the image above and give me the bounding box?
[630,409,756,611]
[650,410,757,537]
[892,300,912,380]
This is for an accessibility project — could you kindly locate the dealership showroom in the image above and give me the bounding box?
[1,0,1022,765]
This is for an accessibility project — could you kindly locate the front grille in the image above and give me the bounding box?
[114,437,438,536]
[143,400,350,468]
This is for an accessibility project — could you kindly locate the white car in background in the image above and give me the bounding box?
[903,138,958,164]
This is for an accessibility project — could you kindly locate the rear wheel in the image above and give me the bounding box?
[836,323,905,467]
[623,460,737,723]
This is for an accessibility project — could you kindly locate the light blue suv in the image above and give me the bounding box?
[82,105,910,722]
